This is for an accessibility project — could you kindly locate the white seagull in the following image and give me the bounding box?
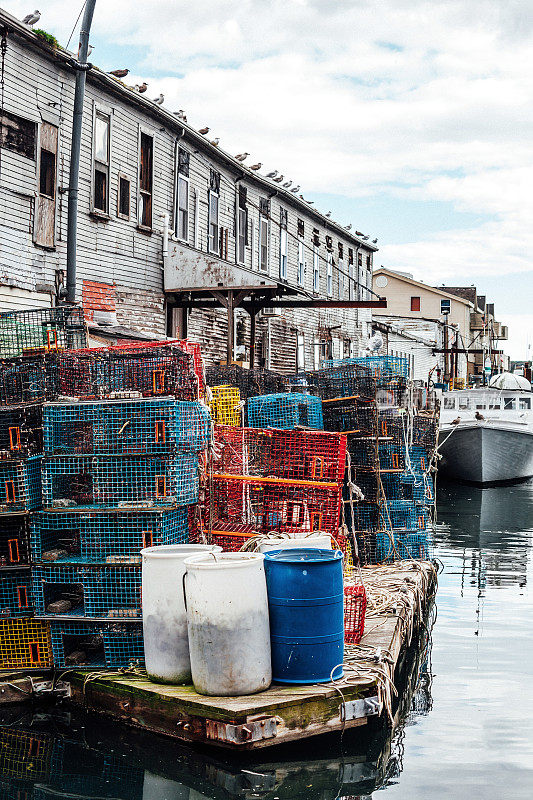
[153,94,164,105]
[23,10,41,25]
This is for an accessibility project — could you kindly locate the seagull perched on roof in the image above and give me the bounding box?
[109,69,129,78]
[135,83,148,93]
[345,224,352,231]
[249,163,262,170]
[266,170,278,178]
[273,174,284,183]
[325,211,331,217]
[210,137,220,146]
[356,230,364,236]
[291,185,300,193]
[22,10,40,25]
[372,238,378,243]
[234,152,249,161]
[174,110,187,121]
[362,235,369,240]
[283,180,292,188]
[152,94,164,105]
[198,126,209,134]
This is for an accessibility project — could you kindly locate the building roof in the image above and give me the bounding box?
[437,286,477,304]
[373,268,473,306]
[0,7,377,253]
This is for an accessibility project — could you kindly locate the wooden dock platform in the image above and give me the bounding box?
[68,561,436,750]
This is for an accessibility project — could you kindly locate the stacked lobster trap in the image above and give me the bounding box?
[32,341,208,669]
[0,306,88,670]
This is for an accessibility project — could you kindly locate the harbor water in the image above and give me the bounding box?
[1,479,532,798]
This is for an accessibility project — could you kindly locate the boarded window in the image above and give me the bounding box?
[411,296,421,312]
[118,175,130,219]
[34,122,58,249]
[0,111,36,159]
[139,132,153,228]
[210,169,220,193]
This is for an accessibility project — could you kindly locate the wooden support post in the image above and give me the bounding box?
[227,290,234,365]
[249,306,257,369]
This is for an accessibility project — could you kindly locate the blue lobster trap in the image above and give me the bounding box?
[321,355,410,379]
[383,499,429,531]
[30,507,190,563]
[376,528,432,563]
[0,573,34,617]
[343,499,382,533]
[32,564,141,618]
[42,452,199,509]
[48,619,144,668]
[0,456,42,513]
[246,392,323,430]
[408,446,430,474]
[288,364,377,403]
[43,398,209,456]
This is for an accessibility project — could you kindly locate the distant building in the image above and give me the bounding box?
[436,286,510,377]
[372,267,472,383]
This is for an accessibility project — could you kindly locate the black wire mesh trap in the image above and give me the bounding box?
[0,515,30,568]
[0,307,87,358]
[0,355,55,406]
[48,619,144,668]
[205,363,288,398]
[0,403,43,459]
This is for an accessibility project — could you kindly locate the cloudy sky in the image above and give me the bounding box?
[8,0,532,358]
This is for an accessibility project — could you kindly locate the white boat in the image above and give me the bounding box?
[438,373,533,485]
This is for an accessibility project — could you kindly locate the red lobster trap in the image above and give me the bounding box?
[201,426,347,546]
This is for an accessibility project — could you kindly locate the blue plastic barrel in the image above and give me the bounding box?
[264,548,344,684]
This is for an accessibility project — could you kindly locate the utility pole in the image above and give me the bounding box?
[66,0,97,303]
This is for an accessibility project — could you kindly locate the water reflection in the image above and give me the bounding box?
[0,617,434,800]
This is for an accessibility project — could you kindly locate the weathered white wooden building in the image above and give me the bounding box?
[0,8,380,371]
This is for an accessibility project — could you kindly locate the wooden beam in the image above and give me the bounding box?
[433,348,503,354]
[269,300,387,309]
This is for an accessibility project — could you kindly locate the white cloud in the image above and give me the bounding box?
[5,0,532,327]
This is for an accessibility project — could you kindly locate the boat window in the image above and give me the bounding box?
[488,397,500,410]
[476,401,486,410]
[458,396,471,410]
[504,397,515,410]
[519,397,531,410]
[443,396,456,409]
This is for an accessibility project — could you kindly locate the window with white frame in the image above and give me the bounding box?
[208,169,220,254]
[279,208,288,279]
[258,197,269,272]
[313,246,319,293]
[296,333,305,371]
[237,186,248,264]
[93,110,110,214]
[326,251,333,296]
[297,240,305,286]
[176,148,189,241]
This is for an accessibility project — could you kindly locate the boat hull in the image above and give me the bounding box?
[438,424,533,485]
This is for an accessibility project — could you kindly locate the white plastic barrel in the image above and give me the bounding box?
[141,544,221,684]
[184,552,272,696]
[258,533,332,553]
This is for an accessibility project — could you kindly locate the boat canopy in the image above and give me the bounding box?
[488,372,531,391]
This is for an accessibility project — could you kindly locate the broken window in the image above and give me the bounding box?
[0,111,36,159]
[176,148,189,240]
[93,111,110,214]
[139,131,153,229]
[325,235,332,251]
[39,150,55,198]
[117,174,130,219]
